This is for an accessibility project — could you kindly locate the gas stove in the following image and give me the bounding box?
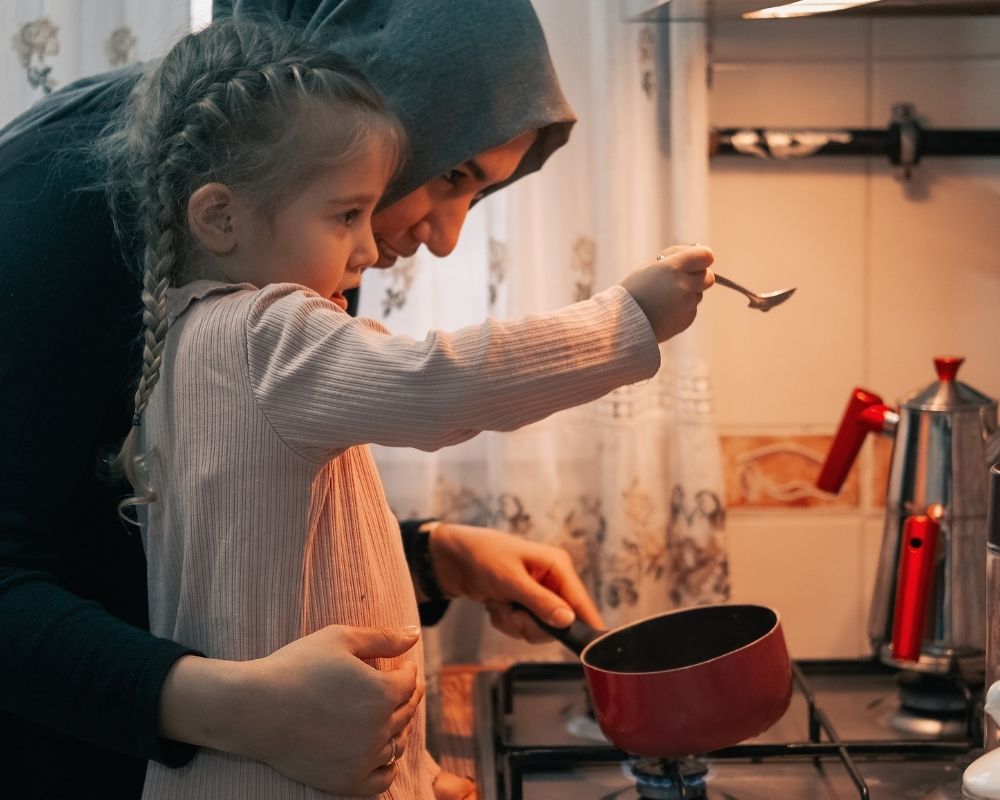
[472,659,983,799]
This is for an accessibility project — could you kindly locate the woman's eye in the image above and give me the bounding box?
[442,169,467,186]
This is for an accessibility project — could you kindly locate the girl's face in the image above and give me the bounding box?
[232,143,393,310]
[370,130,538,268]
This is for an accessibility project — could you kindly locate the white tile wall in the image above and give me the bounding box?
[710,62,870,127]
[868,162,1000,400]
[709,17,1000,658]
[712,19,869,63]
[872,59,1000,126]
[871,19,1000,59]
[709,161,869,429]
[727,513,869,658]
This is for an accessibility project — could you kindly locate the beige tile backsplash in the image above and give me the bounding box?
[707,18,1000,658]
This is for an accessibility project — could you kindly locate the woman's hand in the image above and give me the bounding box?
[429,524,604,642]
[159,624,423,795]
[433,769,477,800]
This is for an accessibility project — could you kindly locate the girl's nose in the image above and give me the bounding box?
[353,226,379,268]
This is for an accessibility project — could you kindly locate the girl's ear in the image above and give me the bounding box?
[188,183,239,255]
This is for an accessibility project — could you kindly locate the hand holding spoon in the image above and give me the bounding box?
[654,252,796,312]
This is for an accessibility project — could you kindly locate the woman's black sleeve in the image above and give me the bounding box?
[0,94,199,790]
[399,519,451,626]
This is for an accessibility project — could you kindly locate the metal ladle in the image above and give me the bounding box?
[714,273,796,312]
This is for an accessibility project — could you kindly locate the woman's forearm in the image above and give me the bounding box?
[158,654,246,752]
[157,624,424,796]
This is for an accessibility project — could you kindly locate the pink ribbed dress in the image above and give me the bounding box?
[138,280,659,799]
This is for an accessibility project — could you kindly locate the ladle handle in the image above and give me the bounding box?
[510,602,604,655]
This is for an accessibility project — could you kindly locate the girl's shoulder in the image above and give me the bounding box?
[169,280,390,339]
[245,283,386,331]
[169,279,374,324]
[166,279,258,324]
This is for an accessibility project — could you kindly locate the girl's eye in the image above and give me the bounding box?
[337,209,360,225]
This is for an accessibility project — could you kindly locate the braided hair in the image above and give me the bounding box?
[99,18,406,515]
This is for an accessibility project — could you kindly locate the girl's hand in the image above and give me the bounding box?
[159,624,423,795]
[433,769,477,800]
[620,244,715,342]
[429,524,604,643]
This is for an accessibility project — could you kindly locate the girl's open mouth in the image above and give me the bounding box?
[330,291,348,311]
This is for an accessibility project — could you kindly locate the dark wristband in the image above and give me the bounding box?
[400,518,447,602]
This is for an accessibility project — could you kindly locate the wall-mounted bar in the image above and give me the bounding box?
[709,104,1000,177]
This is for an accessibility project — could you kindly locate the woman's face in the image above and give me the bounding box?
[370,130,538,268]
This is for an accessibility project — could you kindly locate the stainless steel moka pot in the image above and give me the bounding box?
[818,357,1000,678]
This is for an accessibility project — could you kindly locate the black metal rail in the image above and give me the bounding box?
[709,105,1000,175]
[711,127,1000,159]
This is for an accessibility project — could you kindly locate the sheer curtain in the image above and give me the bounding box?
[1,0,190,129]
[359,0,728,668]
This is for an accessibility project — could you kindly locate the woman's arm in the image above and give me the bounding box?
[426,523,605,638]
[0,105,196,766]
[158,625,423,796]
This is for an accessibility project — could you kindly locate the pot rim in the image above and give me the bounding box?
[579,602,784,677]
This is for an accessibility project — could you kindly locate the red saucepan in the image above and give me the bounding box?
[518,602,792,757]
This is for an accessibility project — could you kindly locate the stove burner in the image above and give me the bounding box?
[897,672,970,715]
[628,758,708,800]
[883,671,974,740]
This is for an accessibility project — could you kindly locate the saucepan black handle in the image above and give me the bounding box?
[510,602,605,655]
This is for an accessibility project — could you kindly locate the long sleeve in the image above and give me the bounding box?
[244,283,660,460]
[0,69,199,800]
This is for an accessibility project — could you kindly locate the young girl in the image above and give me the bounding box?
[104,18,712,800]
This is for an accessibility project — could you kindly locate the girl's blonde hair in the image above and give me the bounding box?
[100,18,406,516]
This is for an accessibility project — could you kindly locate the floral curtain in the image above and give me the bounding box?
[1,0,191,129]
[358,0,728,668]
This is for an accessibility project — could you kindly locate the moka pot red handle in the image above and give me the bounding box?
[817,389,894,493]
[891,511,942,662]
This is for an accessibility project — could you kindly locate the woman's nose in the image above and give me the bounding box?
[416,202,469,257]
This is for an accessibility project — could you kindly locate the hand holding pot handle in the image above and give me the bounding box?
[510,602,604,655]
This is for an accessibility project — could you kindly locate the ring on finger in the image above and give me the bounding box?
[386,734,400,767]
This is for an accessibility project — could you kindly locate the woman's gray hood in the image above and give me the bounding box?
[214,0,576,204]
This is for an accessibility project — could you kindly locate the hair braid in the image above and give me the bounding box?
[115,169,182,511]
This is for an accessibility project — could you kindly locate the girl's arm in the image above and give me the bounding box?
[246,283,660,458]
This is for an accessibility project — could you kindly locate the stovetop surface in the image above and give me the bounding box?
[473,660,982,800]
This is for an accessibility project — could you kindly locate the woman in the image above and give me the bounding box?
[0,1,598,798]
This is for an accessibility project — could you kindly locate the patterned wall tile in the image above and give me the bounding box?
[721,435,860,509]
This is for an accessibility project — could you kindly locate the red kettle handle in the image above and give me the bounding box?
[891,511,942,662]
[817,389,892,493]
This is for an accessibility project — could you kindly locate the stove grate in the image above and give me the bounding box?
[492,660,976,800]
